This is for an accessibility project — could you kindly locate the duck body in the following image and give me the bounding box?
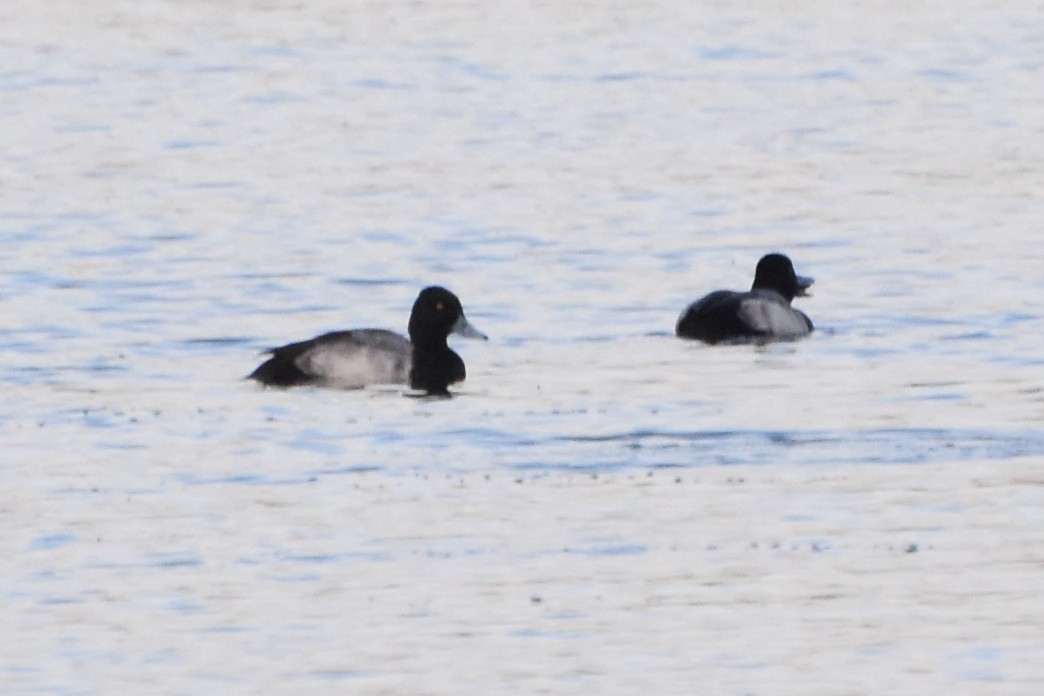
[676,253,814,344]
[248,328,411,389]
[249,286,485,395]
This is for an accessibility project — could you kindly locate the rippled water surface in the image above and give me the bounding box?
[3,2,1044,694]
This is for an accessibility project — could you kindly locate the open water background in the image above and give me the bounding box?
[2,2,1043,694]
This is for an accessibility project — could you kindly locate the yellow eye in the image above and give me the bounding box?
[436,302,444,311]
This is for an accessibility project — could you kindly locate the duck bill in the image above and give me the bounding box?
[451,314,488,340]
[795,275,814,297]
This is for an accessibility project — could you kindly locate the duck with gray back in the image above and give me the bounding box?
[249,286,487,396]
[676,253,814,344]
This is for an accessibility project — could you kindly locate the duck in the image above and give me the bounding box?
[676,253,814,344]
[249,286,486,395]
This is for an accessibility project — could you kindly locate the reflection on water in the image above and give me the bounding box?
[2,1,1044,694]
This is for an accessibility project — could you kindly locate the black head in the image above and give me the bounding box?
[750,253,813,301]
[407,286,486,345]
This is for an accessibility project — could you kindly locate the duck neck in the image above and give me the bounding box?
[409,341,461,396]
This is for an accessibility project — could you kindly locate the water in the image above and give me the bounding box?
[3,2,1044,694]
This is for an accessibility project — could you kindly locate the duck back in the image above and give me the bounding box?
[676,291,750,343]
[250,329,410,388]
